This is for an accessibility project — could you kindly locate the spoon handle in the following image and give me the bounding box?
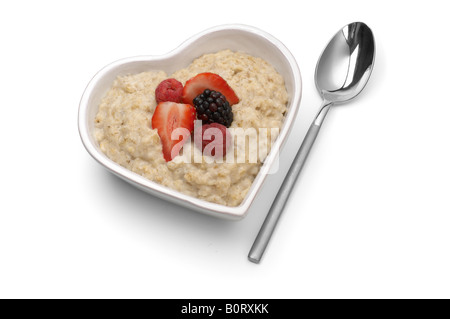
[248,101,332,263]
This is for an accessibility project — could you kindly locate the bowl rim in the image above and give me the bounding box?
[78,23,302,220]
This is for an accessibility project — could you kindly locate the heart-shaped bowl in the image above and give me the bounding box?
[78,24,301,220]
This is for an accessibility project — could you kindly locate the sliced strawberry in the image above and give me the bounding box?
[182,73,239,106]
[151,102,196,161]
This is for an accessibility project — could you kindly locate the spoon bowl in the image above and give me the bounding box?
[316,22,375,104]
[249,22,376,263]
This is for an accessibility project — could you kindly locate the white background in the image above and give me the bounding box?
[1,0,449,299]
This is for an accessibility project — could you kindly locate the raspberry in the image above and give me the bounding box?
[155,78,183,103]
[194,123,232,158]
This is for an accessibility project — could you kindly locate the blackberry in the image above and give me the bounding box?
[193,89,234,127]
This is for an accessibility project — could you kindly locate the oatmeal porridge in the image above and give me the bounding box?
[94,50,288,206]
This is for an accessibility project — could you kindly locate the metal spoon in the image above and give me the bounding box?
[248,22,376,263]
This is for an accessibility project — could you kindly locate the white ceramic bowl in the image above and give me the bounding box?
[78,24,302,220]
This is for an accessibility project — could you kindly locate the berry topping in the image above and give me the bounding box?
[151,102,196,161]
[182,72,239,106]
[155,78,184,103]
[193,89,233,127]
[194,123,232,158]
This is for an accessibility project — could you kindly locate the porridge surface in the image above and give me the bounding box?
[95,50,288,206]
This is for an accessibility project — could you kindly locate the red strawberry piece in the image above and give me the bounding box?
[194,123,232,158]
[151,102,196,161]
[182,73,239,106]
[155,78,184,103]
